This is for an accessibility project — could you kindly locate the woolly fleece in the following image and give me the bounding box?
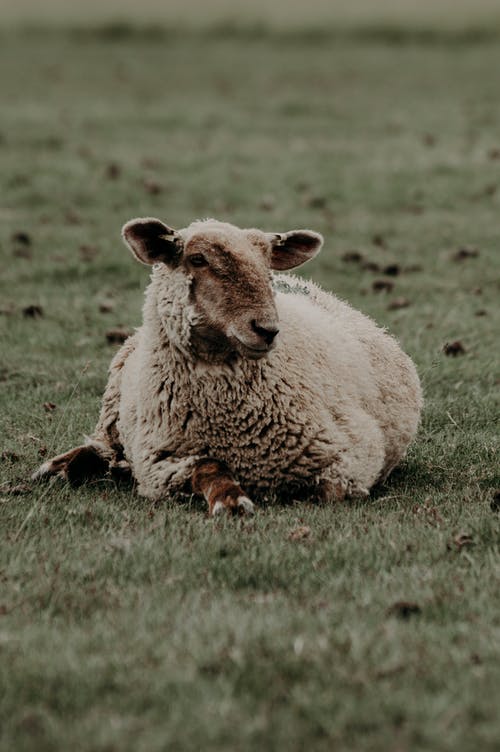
[90,220,422,502]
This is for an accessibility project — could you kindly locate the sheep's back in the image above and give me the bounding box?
[273,274,422,470]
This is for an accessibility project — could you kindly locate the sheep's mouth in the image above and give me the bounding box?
[234,339,274,360]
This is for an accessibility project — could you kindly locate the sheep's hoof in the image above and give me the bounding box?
[32,446,108,486]
[211,495,255,517]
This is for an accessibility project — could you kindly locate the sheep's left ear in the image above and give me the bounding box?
[266,230,323,271]
[122,217,183,266]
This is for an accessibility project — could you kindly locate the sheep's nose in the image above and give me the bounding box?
[251,319,279,345]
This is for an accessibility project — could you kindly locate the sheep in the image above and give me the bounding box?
[34,217,422,515]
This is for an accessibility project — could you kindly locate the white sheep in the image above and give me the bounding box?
[34,217,422,515]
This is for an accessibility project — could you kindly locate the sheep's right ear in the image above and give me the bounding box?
[122,217,183,266]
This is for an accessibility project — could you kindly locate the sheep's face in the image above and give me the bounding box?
[122,218,323,362]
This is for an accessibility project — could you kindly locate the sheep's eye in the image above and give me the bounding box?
[188,254,208,268]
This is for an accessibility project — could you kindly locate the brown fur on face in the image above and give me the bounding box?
[183,227,278,361]
[122,217,323,362]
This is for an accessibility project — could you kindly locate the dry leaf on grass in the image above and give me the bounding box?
[361,261,380,272]
[451,247,479,262]
[259,195,276,211]
[79,244,99,262]
[11,231,31,246]
[142,178,162,195]
[443,341,466,356]
[22,305,43,318]
[341,251,363,263]
[387,297,410,311]
[1,451,20,463]
[382,264,400,276]
[372,279,394,293]
[372,234,386,248]
[98,300,115,314]
[387,601,422,619]
[13,247,32,260]
[412,499,444,526]
[106,328,133,344]
[288,525,311,542]
[0,304,16,316]
[0,482,31,496]
[307,195,327,209]
[448,533,474,551]
[65,209,82,225]
[105,162,121,179]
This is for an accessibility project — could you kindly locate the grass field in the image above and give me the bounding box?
[0,14,499,752]
[3,0,500,33]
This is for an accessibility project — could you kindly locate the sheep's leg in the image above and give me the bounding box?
[33,336,136,487]
[191,458,255,517]
[32,440,114,485]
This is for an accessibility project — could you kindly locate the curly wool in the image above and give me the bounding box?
[91,265,422,502]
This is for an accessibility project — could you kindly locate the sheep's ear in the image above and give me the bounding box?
[266,230,323,270]
[122,217,183,266]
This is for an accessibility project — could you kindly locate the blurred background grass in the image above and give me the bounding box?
[2,0,500,33]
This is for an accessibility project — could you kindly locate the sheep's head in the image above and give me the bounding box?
[122,218,323,362]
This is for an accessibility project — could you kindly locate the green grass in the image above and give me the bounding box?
[3,0,500,34]
[0,27,499,752]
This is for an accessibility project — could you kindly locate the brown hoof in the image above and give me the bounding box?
[33,445,109,486]
[211,495,255,517]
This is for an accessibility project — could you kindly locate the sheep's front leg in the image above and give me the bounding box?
[192,459,255,517]
[32,442,113,485]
